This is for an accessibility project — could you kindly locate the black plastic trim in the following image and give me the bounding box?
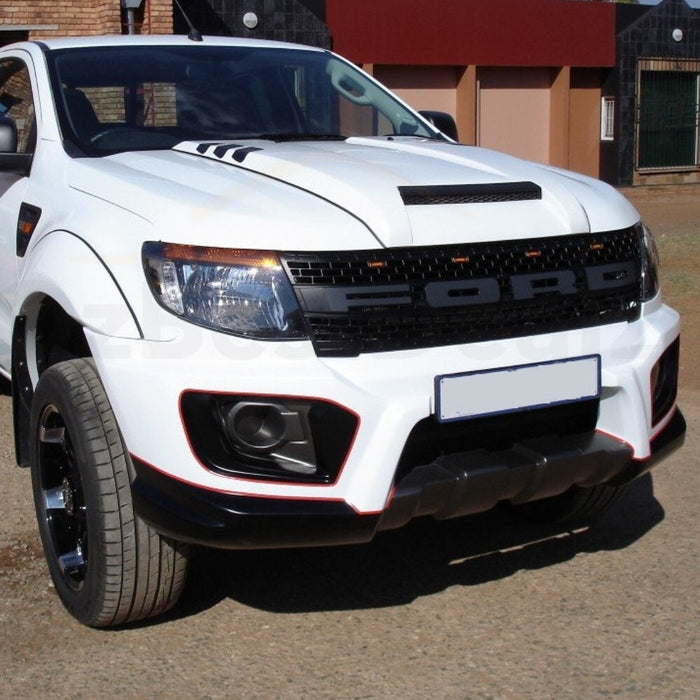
[130,410,684,550]
[0,153,32,175]
[179,391,358,484]
[12,315,31,467]
[380,430,635,531]
[282,228,643,357]
[131,457,379,549]
[652,337,680,426]
[608,408,686,485]
[399,181,542,205]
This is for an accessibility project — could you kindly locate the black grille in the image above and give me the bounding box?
[399,181,542,205]
[282,228,642,357]
[397,399,599,478]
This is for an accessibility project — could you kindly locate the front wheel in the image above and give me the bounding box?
[30,359,189,627]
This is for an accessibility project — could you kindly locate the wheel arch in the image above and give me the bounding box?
[13,297,89,467]
[12,230,142,466]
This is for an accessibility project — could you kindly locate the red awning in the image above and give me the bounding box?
[326,0,615,67]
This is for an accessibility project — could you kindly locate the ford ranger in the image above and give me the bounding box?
[0,35,685,626]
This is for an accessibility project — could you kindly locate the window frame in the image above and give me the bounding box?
[600,96,615,142]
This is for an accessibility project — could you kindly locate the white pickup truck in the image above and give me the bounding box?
[0,35,684,627]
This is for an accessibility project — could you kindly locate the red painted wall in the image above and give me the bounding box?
[326,0,615,67]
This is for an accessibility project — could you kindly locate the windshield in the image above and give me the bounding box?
[47,44,437,154]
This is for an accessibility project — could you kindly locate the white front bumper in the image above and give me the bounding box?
[86,298,681,515]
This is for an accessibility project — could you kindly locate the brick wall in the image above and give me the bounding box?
[1,1,120,38]
[137,0,174,35]
[0,0,173,38]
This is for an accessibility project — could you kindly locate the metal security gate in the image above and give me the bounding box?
[637,59,700,171]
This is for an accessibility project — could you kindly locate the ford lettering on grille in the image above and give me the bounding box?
[282,229,642,357]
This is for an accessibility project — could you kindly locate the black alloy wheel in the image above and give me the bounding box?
[30,358,189,627]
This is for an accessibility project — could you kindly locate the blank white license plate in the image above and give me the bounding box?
[435,355,600,423]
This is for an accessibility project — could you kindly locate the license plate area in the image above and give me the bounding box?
[435,355,601,423]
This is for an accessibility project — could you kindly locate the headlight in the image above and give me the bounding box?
[142,242,306,339]
[636,222,660,301]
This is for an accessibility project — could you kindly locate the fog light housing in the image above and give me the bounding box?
[180,392,359,484]
[224,402,290,452]
[651,337,680,426]
[221,401,317,475]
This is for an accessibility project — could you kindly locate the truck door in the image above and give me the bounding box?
[0,56,36,373]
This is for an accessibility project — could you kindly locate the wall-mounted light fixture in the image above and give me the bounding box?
[243,12,259,30]
[672,28,683,42]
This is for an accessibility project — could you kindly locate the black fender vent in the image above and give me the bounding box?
[398,181,542,205]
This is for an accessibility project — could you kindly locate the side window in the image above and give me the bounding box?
[0,58,36,153]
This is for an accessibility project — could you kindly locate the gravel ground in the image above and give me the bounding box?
[0,186,697,700]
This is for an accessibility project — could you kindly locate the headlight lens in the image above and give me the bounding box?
[143,242,306,339]
[636,222,660,301]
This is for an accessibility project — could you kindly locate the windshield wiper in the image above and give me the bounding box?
[384,133,444,141]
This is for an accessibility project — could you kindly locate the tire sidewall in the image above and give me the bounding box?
[29,360,127,625]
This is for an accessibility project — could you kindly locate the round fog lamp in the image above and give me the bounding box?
[225,402,286,451]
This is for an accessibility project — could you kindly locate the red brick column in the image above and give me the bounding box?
[1,0,173,38]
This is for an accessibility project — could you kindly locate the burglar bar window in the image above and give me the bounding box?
[601,96,615,141]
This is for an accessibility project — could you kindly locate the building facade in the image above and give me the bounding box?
[2,0,700,186]
[604,0,700,185]
[0,1,173,40]
[325,0,615,181]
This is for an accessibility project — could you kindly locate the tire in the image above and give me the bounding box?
[514,483,630,524]
[29,358,189,627]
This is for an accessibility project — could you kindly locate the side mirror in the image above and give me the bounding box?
[0,115,17,152]
[419,110,459,142]
[0,115,31,175]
